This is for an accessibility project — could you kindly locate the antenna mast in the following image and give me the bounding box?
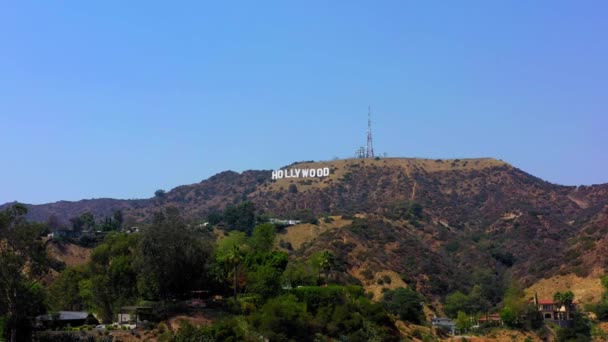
[366,105,375,158]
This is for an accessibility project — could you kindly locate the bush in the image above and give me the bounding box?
[382,287,425,324]
[360,269,373,280]
[251,294,311,341]
[278,239,293,251]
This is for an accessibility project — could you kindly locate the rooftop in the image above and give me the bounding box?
[38,311,92,321]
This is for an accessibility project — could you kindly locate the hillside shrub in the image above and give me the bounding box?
[381,287,425,324]
[360,269,373,280]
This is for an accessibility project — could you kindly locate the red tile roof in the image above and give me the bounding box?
[478,314,501,321]
[533,300,578,305]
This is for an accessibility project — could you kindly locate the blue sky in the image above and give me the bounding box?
[1,1,607,204]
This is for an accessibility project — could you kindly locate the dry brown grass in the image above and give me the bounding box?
[525,273,604,304]
[353,269,408,301]
[168,314,213,330]
[263,158,508,193]
[46,240,91,266]
[275,216,351,250]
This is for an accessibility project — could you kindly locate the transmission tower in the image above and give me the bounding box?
[365,106,375,158]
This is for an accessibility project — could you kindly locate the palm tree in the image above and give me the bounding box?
[226,245,243,299]
[562,291,574,306]
[553,291,564,306]
[553,291,575,320]
[319,251,334,285]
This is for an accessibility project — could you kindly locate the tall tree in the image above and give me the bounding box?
[0,204,48,342]
[213,231,247,298]
[319,251,335,284]
[223,202,256,234]
[83,233,139,322]
[80,212,95,232]
[113,210,123,229]
[226,245,243,299]
[249,223,276,253]
[136,207,211,301]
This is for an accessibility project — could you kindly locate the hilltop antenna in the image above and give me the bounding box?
[366,105,375,158]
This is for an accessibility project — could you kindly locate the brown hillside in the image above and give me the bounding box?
[4,157,608,297]
[46,240,91,267]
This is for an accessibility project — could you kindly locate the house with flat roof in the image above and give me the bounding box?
[431,317,455,334]
[118,306,154,327]
[36,311,98,329]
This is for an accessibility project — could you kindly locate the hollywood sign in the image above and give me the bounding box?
[271,167,331,180]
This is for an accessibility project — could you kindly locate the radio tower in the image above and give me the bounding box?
[365,106,375,158]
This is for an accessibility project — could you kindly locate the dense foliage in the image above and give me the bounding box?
[4,192,607,341]
[48,207,212,323]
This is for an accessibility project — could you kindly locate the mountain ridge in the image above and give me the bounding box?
[3,157,607,225]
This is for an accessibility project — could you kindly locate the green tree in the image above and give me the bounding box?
[455,311,472,332]
[80,212,95,232]
[249,223,276,253]
[557,312,591,342]
[213,231,247,297]
[593,276,608,320]
[471,268,505,305]
[500,306,518,327]
[282,260,318,287]
[247,264,283,300]
[113,210,123,230]
[80,232,139,322]
[136,207,211,301]
[467,285,491,314]
[69,216,85,232]
[223,202,256,234]
[0,204,49,342]
[251,294,311,342]
[318,251,334,284]
[499,281,526,328]
[226,244,243,299]
[46,266,87,311]
[407,202,424,220]
[381,287,424,324]
[207,211,223,225]
[444,291,470,317]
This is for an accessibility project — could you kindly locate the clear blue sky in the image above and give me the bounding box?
[1,1,607,204]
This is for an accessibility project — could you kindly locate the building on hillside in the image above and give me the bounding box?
[477,313,502,326]
[48,229,81,239]
[269,218,301,226]
[431,317,455,334]
[125,226,140,234]
[36,311,98,329]
[532,294,576,328]
[118,306,154,327]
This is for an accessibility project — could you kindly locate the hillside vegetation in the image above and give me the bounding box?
[2,157,608,341]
